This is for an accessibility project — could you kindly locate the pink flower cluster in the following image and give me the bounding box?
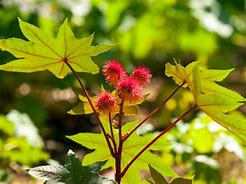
[95,60,152,114]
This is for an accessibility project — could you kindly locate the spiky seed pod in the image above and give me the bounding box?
[103,60,126,86]
[95,91,117,114]
[130,66,152,87]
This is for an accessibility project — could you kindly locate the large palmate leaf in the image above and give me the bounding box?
[165,61,246,144]
[0,18,113,78]
[27,150,116,184]
[67,122,176,184]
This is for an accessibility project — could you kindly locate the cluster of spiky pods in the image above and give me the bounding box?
[95,60,152,114]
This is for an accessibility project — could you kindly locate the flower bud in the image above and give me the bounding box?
[130,66,152,87]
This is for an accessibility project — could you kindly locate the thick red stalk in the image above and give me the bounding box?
[115,99,124,184]
[109,113,117,154]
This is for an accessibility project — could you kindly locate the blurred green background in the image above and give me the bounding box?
[0,0,246,183]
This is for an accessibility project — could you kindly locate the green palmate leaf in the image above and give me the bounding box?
[165,61,246,144]
[27,150,116,184]
[67,122,176,184]
[0,18,113,79]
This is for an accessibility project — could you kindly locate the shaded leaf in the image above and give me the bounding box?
[148,165,193,184]
[27,150,116,184]
[0,18,113,78]
[87,160,108,173]
[170,177,192,184]
[27,165,63,181]
[148,165,168,184]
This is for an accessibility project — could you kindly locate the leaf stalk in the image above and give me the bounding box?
[121,104,197,178]
[64,60,115,156]
[124,81,185,141]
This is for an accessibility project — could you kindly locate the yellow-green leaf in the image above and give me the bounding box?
[165,61,246,143]
[165,61,199,88]
[197,93,243,113]
[189,63,201,102]
[67,122,176,184]
[0,18,113,79]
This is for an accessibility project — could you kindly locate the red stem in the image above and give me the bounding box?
[115,99,124,184]
[65,60,115,156]
[124,81,185,141]
[121,104,197,178]
[109,113,117,154]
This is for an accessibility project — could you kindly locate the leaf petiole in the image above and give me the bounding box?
[115,98,125,183]
[123,81,186,141]
[64,59,115,156]
[121,104,197,178]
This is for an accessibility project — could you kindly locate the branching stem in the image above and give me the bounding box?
[124,81,185,141]
[65,60,115,156]
[121,104,197,178]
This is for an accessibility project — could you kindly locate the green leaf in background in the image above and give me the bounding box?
[0,18,113,79]
[67,122,176,184]
[148,165,193,184]
[165,61,246,144]
[27,150,116,184]
[0,115,14,136]
[0,112,49,166]
[185,124,214,153]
